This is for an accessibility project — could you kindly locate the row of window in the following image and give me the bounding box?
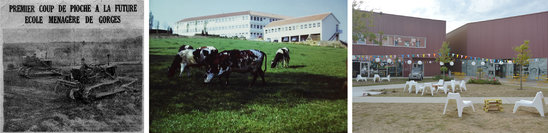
[251,32,263,37]
[250,24,264,29]
[264,22,321,34]
[355,33,427,48]
[218,32,263,38]
[179,28,263,38]
[251,16,281,22]
[185,15,281,25]
[210,24,250,31]
[180,23,269,33]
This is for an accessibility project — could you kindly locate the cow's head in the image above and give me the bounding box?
[201,47,218,63]
[271,53,283,68]
[192,46,218,64]
[178,45,194,52]
[167,54,182,77]
[270,61,277,68]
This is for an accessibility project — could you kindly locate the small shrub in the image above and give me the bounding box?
[434,75,453,81]
[467,78,501,85]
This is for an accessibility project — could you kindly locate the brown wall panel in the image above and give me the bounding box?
[353,11,446,76]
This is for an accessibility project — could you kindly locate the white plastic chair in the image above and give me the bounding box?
[356,75,367,82]
[404,81,411,92]
[381,75,390,82]
[459,80,467,91]
[513,91,545,117]
[437,83,449,94]
[421,83,435,96]
[374,74,381,82]
[434,80,444,87]
[443,93,475,117]
[416,83,424,94]
[406,81,417,93]
[450,80,456,93]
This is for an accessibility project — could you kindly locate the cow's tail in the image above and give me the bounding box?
[262,51,267,73]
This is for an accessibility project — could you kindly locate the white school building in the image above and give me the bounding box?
[264,12,342,43]
[173,11,290,39]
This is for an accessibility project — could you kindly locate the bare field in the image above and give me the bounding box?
[3,64,143,132]
[353,103,548,133]
[3,40,143,132]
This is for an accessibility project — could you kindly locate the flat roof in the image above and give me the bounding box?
[177,10,292,23]
[362,11,446,22]
[469,11,548,24]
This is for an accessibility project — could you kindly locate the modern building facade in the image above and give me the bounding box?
[263,13,342,42]
[173,11,290,39]
[352,11,446,78]
[447,11,548,79]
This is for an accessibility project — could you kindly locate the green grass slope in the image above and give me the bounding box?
[149,37,347,132]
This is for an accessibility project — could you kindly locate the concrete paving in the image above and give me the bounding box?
[352,96,546,104]
[352,83,407,97]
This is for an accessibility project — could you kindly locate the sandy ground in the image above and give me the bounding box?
[353,103,548,133]
[366,84,547,97]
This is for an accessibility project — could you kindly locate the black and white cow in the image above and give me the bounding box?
[167,46,218,77]
[204,49,267,86]
[271,47,290,68]
[178,45,194,52]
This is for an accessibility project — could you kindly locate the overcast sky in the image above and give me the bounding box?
[356,0,548,33]
[150,0,347,41]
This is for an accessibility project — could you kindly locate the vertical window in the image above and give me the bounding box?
[313,23,316,27]
[394,37,398,46]
[317,22,320,27]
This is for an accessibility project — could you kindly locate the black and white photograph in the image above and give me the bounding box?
[1,0,144,132]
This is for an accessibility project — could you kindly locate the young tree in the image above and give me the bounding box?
[514,40,530,90]
[352,1,379,45]
[155,20,160,34]
[155,20,160,30]
[477,67,483,79]
[149,11,154,29]
[436,41,453,79]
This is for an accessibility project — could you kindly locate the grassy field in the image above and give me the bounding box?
[149,37,347,132]
[354,103,548,132]
[365,84,547,97]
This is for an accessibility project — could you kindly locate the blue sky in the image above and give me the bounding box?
[357,0,548,33]
[150,0,348,41]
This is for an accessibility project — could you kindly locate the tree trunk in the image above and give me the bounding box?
[443,71,445,80]
[519,64,523,90]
